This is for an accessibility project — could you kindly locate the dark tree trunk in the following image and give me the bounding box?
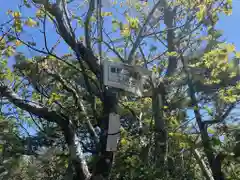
[91,89,118,180]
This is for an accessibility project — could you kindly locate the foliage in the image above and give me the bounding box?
[0,0,239,180]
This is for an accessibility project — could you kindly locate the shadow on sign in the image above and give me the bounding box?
[103,61,151,96]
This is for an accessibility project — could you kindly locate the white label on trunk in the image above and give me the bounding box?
[106,113,121,151]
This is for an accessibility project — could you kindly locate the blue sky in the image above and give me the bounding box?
[216,0,240,50]
[0,0,239,135]
[0,0,239,61]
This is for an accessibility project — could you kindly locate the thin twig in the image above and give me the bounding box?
[127,0,167,64]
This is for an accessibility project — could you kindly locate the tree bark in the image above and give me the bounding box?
[152,86,168,167]
[91,89,118,180]
[181,56,226,180]
[0,85,91,180]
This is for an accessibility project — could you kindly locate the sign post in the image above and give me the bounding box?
[103,61,150,152]
[103,61,150,97]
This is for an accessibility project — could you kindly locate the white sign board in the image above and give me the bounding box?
[103,61,150,96]
[106,113,121,152]
[149,6,163,27]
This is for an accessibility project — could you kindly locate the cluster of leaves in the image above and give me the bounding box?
[0,0,239,180]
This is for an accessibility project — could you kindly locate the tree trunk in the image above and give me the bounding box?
[91,89,118,180]
[152,83,168,177]
[182,55,225,180]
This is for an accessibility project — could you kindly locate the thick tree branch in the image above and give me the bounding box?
[32,0,100,76]
[0,84,91,180]
[165,7,177,77]
[45,69,99,143]
[0,85,64,124]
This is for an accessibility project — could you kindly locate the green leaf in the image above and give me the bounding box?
[135,3,141,11]
[152,65,157,72]
[0,144,3,153]
[208,128,215,134]
[116,47,123,53]
[227,0,232,5]
[226,44,235,52]
[12,11,21,18]
[166,51,178,57]
[0,37,6,50]
[13,19,22,32]
[128,17,139,29]
[235,52,240,58]
[36,9,44,18]
[203,106,213,116]
[25,18,38,27]
[89,16,96,22]
[213,30,223,39]
[120,138,128,146]
[77,18,84,26]
[47,92,61,105]
[4,46,15,57]
[212,137,221,146]
[196,5,206,21]
[112,20,119,32]
[193,106,199,111]
[101,12,112,17]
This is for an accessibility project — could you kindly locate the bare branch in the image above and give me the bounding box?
[32,0,100,76]
[127,0,167,65]
[204,104,236,125]
[44,69,99,143]
[98,33,124,62]
[0,85,65,125]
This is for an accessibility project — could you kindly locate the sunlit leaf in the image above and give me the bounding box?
[25,18,38,27]
[120,24,130,37]
[4,46,15,57]
[127,17,139,29]
[12,11,21,18]
[0,37,6,50]
[226,44,235,52]
[120,138,128,146]
[196,5,206,22]
[36,9,44,18]
[166,51,178,57]
[212,137,221,146]
[235,52,240,58]
[208,128,215,134]
[15,40,22,46]
[101,12,113,17]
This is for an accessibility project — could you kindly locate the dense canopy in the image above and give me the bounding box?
[0,0,239,180]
